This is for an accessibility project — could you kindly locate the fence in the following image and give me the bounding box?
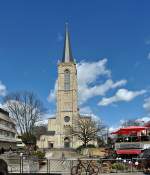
[6,157,149,174]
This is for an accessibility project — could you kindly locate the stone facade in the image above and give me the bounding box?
[37,26,96,149]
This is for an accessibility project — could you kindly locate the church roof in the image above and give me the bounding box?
[62,23,74,63]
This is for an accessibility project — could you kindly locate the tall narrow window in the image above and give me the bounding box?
[64,69,70,91]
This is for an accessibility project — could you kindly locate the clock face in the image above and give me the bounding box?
[64,116,70,122]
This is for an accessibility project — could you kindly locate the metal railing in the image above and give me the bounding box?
[5,156,150,174]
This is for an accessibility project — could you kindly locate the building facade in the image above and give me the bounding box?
[0,108,17,150]
[37,26,95,149]
[112,126,150,157]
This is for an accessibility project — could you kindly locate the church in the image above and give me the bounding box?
[37,25,95,149]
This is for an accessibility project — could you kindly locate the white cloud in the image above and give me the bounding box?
[77,59,111,85]
[47,59,127,105]
[142,97,150,120]
[80,105,102,122]
[147,53,150,60]
[35,118,49,126]
[47,80,58,102]
[80,106,93,114]
[99,89,146,106]
[143,97,150,112]
[35,113,55,126]
[77,59,127,104]
[136,117,150,123]
[0,81,7,97]
[146,40,150,45]
[79,79,127,104]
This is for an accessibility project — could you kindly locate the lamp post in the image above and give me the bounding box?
[42,138,45,152]
[20,152,23,173]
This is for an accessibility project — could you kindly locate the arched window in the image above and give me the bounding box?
[64,69,70,91]
[64,137,70,148]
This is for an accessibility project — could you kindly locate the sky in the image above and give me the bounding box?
[0,0,150,129]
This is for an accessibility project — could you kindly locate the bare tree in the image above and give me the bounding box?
[3,91,47,135]
[71,117,105,147]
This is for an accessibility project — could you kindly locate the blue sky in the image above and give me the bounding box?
[0,0,150,128]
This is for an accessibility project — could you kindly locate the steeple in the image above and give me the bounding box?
[62,23,74,63]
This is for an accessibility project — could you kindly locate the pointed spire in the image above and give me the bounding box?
[62,23,74,63]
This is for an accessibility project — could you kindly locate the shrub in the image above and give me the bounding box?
[76,145,85,153]
[112,163,125,170]
[32,151,45,160]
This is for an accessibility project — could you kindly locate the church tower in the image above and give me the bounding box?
[37,25,96,149]
[56,24,78,148]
